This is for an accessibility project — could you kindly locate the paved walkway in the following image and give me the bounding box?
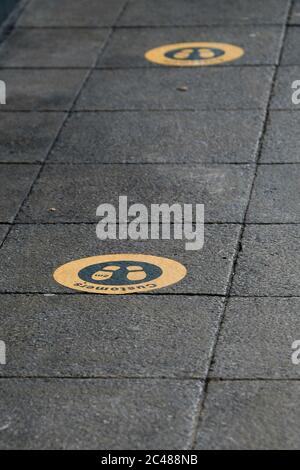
[0,0,300,450]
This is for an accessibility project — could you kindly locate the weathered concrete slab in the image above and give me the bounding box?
[0,294,223,378]
[0,378,203,449]
[281,27,300,64]
[196,380,300,449]
[271,66,300,109]
[98,26,283,68]
[289,0,300,24]
[49,110,264,164]
[17,0,127,27]
[0,224,240,294]
[0,164,39,222]
[247,164,300,223]
[232,225,300,296]
[0,225,9,244]
[0,112,66,163]
[17,163,254,223]
[76,67,274,110]
[0,69,87,110]
[0,28,111,68]
[118,0,290,26]
[260,111,300,163]
[212,297,300,379]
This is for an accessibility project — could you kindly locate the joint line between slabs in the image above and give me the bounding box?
[0,64,280,70]
[189,0,294,450]
[4,222,300,226]
[0,5,131,252]
[1,292,300,299]
[12,23,296,29]
[0,1,131,251]
[0,376,298,381]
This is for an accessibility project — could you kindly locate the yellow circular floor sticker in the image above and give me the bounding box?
[53,254,187,294]
[145,42,244,66]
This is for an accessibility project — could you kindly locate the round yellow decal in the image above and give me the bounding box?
[53,254,187,294]
[145,42,244,66]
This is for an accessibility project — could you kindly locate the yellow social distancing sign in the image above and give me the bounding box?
[53,254,187,294]
[145,42,244,66]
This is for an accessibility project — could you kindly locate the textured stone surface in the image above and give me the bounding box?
[0,225,9,245]
[281,27,300,64]
[98,26,283,68]
[0,28,110,67]
[247,164,300,223]
[0,224,240,294]
[0,294,223,377]
[271,66,300,109]
[17,163,254,223]
[0,112,65,163]
[0,378,203,449]
[76,67,274,110]
[212,297,300,379]
[289,0,300,24]
[118,0,290,26]
[232,225,300,296]
[260,111,300,163]
[0,164,39,222]
[0,69,87,110]
[196,381,300,449]
[49,110,264,164]
[17,0,127,27]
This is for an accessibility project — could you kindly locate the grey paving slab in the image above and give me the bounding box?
[76,67,274,110]
[17,0,127,27]
[0,112,66,163]
[212,297,300,379]
[0,224,240,294]
[0,378,203,449]
[0,28,110,68]
[247,164,300,223]
[271,66,300,109]
[118,0,290,26]
[289,0,300,24]
[0,164,39,222]
[17,164,254,223]
[0,0,19,25]
[281,27,300,64]
[232,225,300,296]
[49,110,264,164]
[0,224,9,244]
[0,69,87,110]
[98,26,283,68]
[260,111,300,163]
[0,294,223,377]
[196,380,300,450]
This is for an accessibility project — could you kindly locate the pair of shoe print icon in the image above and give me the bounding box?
[91,265,147,282]
[168,47,222,60]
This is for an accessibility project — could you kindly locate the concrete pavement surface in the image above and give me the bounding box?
[0,0,299,450]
